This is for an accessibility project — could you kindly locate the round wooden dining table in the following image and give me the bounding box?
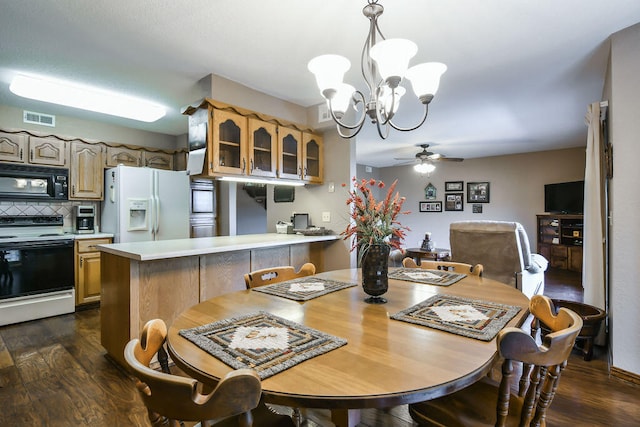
[167,268,530,427]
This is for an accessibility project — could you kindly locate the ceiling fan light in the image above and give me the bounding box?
[405,62,448,100]
[369,38,417,84]
[307,55,351,97]
[331,83,356,116]
[414,162,436,174]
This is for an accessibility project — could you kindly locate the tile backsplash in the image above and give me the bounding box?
[0,201,99,232]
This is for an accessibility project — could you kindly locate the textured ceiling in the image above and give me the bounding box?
[1,0,639,167]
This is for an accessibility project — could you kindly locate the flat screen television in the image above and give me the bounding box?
[544,180,584,214]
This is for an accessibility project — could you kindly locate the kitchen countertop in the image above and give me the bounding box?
[68,232,114,240]
[97,233,340,261]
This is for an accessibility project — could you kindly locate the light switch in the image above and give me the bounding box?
[322,211,331,222]
[328,182,335,193]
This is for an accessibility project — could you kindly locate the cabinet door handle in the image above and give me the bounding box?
[19,148,23,160]
[242,158,246,173]
[80,256,83,268]
[30,149,34,161]
[250,158,254,172]
[72,184,75,196]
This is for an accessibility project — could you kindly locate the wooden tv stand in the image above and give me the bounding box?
[537,214,583,273]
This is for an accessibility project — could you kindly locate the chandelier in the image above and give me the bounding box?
[307,0,447,139]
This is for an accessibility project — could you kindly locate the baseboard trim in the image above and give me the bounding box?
[611,366,640,386]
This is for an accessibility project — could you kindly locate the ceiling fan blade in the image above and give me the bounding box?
[394,157,418,161]
[435,157,464,162]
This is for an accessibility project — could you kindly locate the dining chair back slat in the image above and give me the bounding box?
[402,257,483,276]
[244,263,316,289]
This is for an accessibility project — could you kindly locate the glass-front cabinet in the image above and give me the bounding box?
[302,132,323,184]
[183,100,323,184]
[248,118,277,177]
[278,127,302,180]
[211,110,247,175]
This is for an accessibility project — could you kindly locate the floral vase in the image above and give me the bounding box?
[361,244,390,304]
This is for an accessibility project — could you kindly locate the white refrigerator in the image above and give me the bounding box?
[101,165,190,243]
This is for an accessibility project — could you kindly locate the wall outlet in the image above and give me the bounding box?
[322,211,331,222]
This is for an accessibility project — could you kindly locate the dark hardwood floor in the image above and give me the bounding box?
[1,268,638,426]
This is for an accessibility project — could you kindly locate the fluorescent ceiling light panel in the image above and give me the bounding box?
[9,75,166,122]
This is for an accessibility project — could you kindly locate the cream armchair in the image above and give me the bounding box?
[449,220,548,298]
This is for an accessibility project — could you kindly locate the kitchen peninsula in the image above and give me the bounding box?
[98,233,339,365]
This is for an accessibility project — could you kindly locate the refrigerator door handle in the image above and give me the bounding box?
[152,171,160,239]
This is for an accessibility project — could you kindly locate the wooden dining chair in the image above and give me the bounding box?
[408,295,583,427]
[244,263,316,289]
[402,257,483,276]
[124,319,295,427]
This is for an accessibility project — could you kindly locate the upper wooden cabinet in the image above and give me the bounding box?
[105,146,142,167]
[184,99,323,184]
[302,132,323,184]
[69,141,104,200]
[277,126,302,180]
[142,150,174,170]
[0,132,68,167]
[248,118,277,178]
[210,109,247,175]
[106,146,175,170]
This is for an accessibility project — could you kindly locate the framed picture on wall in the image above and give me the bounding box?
[467,182,490,203]
[419,201,442,212]
[445,181,464,192]
[445,193,464,211]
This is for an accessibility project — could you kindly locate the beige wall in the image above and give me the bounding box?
[608,22,640,376]
[373,147,586,251]
[0,104,181,150]
[266,130,356,271]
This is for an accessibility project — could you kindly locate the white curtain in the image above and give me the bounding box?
[582,102,606,310]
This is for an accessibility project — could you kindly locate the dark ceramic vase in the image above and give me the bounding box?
[361,244,390,304]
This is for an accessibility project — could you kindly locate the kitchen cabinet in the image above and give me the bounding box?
[142,150,174,170]
[28,137,68,166]
[105,146,142,167]
[210,109,247,175]
[70,141,104,200]
[277,126,302,180]
[302,132,323,183]
[248,118,277,177]
[75,237,112,305]
[0,132,68,167]
[0,131,27,163]
[183,99,323,184]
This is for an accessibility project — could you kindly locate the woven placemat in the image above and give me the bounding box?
[179,311,347,379]
[252,276,357,301]
[388,267,466,286]
[391,294,521,341]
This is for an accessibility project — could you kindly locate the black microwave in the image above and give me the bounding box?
[0,164,68,201]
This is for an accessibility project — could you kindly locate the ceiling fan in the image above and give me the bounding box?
[394,144,464,164]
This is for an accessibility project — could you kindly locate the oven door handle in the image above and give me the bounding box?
[0,239,74,250]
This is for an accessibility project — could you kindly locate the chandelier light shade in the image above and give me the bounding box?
[307,0,446,139]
